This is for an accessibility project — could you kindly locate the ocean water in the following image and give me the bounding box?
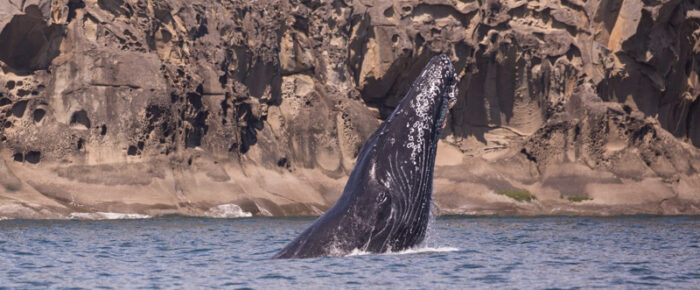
[0,216,698,289]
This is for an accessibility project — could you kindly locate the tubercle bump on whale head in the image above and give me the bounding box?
[428,54,459,129]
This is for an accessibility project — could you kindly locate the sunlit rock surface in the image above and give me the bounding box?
[0,0,699,218]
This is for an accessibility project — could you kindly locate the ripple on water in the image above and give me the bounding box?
[118,242,133,248]
[12,250,36,256]
[331,271,356,276]
[0,216,697,288]
[474,274,508,284]
[628,267,654,275]
[258,273,295,280]
[181,248,212,254]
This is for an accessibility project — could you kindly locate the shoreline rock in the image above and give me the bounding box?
[1,0,699,218]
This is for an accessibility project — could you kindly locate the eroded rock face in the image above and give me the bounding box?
[0,0,699,218]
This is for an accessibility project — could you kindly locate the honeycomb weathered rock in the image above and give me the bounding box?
[0,0,698,218]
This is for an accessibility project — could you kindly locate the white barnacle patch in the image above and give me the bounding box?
[382,172,392,188]
[403,67,443,165]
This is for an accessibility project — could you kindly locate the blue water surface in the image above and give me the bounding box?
[0,216,698,289]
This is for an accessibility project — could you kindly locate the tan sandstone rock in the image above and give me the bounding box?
[0,0,698,218]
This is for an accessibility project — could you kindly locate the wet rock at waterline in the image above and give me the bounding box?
[1,0,699,219]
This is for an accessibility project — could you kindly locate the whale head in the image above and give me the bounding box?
[272,54,459,258]
[349,54,458,251]
[383,53,458,154]
[368,54,458,170]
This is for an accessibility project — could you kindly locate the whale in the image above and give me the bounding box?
[273,54,458,259]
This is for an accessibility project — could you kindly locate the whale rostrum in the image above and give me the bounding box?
[273,54,458,259]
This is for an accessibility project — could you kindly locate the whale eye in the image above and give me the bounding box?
[376,191,391,205]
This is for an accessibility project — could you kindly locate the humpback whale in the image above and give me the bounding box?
[274,54,458,259]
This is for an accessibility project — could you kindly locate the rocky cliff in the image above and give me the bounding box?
[1,0,699,219]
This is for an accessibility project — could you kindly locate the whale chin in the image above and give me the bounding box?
[273,54,458,259]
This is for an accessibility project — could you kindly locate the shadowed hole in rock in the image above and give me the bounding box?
[5,81,15,90]
[11,100,28,118]
[123,29,136,41]
[623,105,632,114]
[185,111,208,148]
[25,151,40,164]
[70,110,91,129]
[77,138,84,150]
[521,148,537,162]
[232,99,264,153]
[490,32,498,43]
[384,7,394,17]
[192,15,208,39]
[67,0,86,23]
[100,124,107,135]
[33,108,45,122]
[13,153,23,162]
[277,157,290,168]
[0,5,64,72]
[161,122,171,137]
[16,89,30,97]
[0,98,10,106]
[489,1,502,13]
[187,93,202,109]
[127,145,138,155]
[3,121,11,128]
[160,29,172,43]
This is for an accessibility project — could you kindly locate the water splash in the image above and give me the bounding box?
[68,212,151,220]
[346,246,460,257]
[421,199,439,248]
[204,204,253,218]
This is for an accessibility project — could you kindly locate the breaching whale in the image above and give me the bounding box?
[273,54,458,259]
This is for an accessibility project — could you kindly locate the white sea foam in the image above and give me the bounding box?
[0,216,9,221]
[68,212,152,220]
[345,246,459,257]
[204,204,252,218]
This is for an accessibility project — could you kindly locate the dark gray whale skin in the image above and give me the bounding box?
[273,54,458,259]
